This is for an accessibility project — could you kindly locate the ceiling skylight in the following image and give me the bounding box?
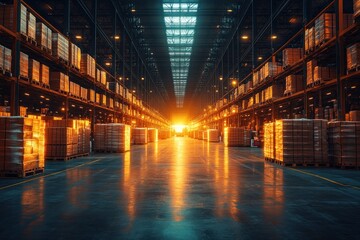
[163,1,198,108]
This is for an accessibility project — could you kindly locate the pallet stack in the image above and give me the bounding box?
[81,54,96,79]
[313,66,336,82]
[132,128,148,145]
[285,75,303,94]
[19,52,28,78]
[263,123,275,160]
[0,4,27,34]
[207,129,219,142]
[328,121,360,167]
[282,48,302,68]
[27,11,36,40]
[148,128,159,142]
[70,43,81,70]
[347,43,360,72]
[29,59,40,83]
[0,117,45,177]
[40,64,49,86]
[306,60,317,86]
[50,72,69,93]
[315,13,335,47]
[52,33,69,62]
[305,27,315,53]
[77,120,90,155]
[224,127,251,147]
[94,124,130,152]
[36,22,52,52]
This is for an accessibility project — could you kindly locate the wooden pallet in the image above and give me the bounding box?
[0,167,44,178]
[283,91,292,97]
[19,75,29,81]
[347,65,360,75]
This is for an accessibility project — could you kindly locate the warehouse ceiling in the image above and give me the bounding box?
[16,0,346,119]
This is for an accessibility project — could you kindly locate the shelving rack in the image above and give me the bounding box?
[0,0,170,132]
[191,0,360,144]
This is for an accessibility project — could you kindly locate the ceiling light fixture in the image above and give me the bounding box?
[114,35,120,40]
[75,35,82,40]
[258,56,263,60]
[271,35,277,39]
[241,35,249,40]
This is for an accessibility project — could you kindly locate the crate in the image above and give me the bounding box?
[52,33,69,62]
[29,59,40,83]
[19,52,29,79]
[224,127,251,147]
[285,75,303,94]
[132,128,148,145]
[40,64,49,86]
[36,22,52,52]
[81,54,96,79]
[347,43,360,72]
[283,48,302,68]
[50,72,69,93]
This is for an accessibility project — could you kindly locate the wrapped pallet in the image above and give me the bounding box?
[347,43,360,71]
[0,117,45,177]
[315,13,335,47]
[52,33,69,62]
[224,127,251,147]
[95,93,101,104]
[264,122,275,160]
[77,120,91,154]
[328,121,360,167]
[40,64,49,86]
[282,48,302,68]
[305,27,315,52]
[253,70,260,86]
[285,75,303,94]
[148,128,159,142]
[313,66,336,82]
[132,128,148,145]
[100,70,107,86]
[36,22,52,52]
[3,46,11,73]
[94,124,106,151]
[94,124,130,152]
[19,52,29,78]
[80,87,88,100]
[50,72,69,92]
[81,54,96,79]
[89,89,95,103]
[306,60,317,86]
[29,59,40,82]
[260,62,282,80]
[27,11,36,40]
[207,129,219,142]
[70,43,81,70]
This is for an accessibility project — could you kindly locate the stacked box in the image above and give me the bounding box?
[328,121,360,167]
[29,59,40,82]
[0,117,45,177]
[347,43,360,71]
[80,87,87,100]
[350,110,360,121]
[313,66,336,82]
[159,129,171,139]
[132,128,148,145]
[27,11,36,40]
[40,64,49,85]
[245,80,253,92]
[148,128,159,142]
[70,43,81,70]
[20,52,28,78]
[305,27,315,52]
[315,13,335,46]
[207,129,219,142]
[89,89,95,102]
[81,54,96,79]
[3,46,11,72]
[285,75,303,94]
[108,98,114,108]
[36,22,52,51]
[77,121,91,154]
[355,0,360,18]
[95,93,101,104]
[260,62,282,80]
[264,123,275,159]
[52,33,69,62]
[50,72,69,92]
[253,71,260,86]
[306,60,317,85]
[274,119,327,165]
[0,4,27,33]
[100,70,107,85]
[264,83,283,101]
[102,94,107,106]
[94,124,106,151]
[94,124,130,152]
[224,127,251,147]
[282,48,302,68]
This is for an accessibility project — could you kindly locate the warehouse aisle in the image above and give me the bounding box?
[0,137,359,239]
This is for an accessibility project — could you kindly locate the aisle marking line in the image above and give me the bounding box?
[0,158,102,191]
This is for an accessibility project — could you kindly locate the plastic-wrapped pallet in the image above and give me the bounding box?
[347,43,360,71]
[0,117,45,177]
[328,121,360,167]
[315,13,335,47]
[263,123,275,159]
[36,22,52,52]
[40,64,49,86]
[89,89,95,103]
[224,127,251,147]
[52,33,69,62]
[306,60,317,85]
[29,59,40,82]
[94,124,106,151]
[282,48,302,68]
[313,66,336,82]
[305,27,315,52]
[70,43,81,70]
[132,128,148,145]
[107,124,130,152]
[3,46,11,73]
[27,11,36,40]
[207,129,219,142]
[50,72,69,92]
[148,128,159,142]
[285,75,303,94]
[81,54,96,79]
[20,52,29,78]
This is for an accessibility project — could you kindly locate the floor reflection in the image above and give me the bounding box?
[122,151,136,221]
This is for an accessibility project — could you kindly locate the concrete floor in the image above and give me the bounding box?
[0,137,359,240]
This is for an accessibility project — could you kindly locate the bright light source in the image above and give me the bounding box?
[326,92,331,96]
[75,35,82,39]
[119,77,123,80]
[231,80,237,86]
[219,76,223,81]
[149,90,153,93]
[172,124,186,133]
[141,77,145,81]
[227,9,233,13]
[258,56,263,60]
[131,8,136,13]
[271,35,277,39]
[105,62,111,66]
[241,35,249,40]
[351,85,356,89]
[61,107,65,111]
[132,90,136,93]
[114,35,120,40]
[24,93,30,96]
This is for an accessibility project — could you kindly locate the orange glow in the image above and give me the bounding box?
[172,124,186,133]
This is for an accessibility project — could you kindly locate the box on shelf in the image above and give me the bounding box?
[89,89,95,102]
[315,13,335,47]
[207,129,219,142]
[346,43,360,71]
[285,75,303,94]
[29,59,40,82]
[81,54,96,79]
[306,60,317,85]
[36,22,52,52]
[328,121,360,167]
[27,11,36,40]
[70,43,81,70]
[3,46,12,73]
[305,27,315,52]
[264,123,275,159]
[40,64,49,86]
[282,48,302,68]
[260,62,282,80]
[52,33,69,62]
[350,110,360,121]
[313,66,336,82]
[132,128,148,145]
[19,52,29,78]
[50,72,69,92]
